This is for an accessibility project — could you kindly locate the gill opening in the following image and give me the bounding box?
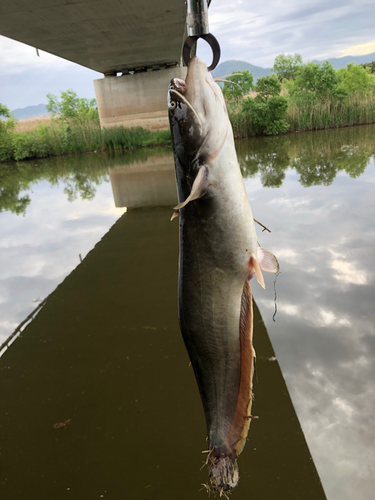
[170,89,203,132]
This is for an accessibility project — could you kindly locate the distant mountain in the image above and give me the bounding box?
[8,52,375,116]
[313,52,375,69]
[211,52,375,82]
[211,60,272,82]
[11,104,49,120]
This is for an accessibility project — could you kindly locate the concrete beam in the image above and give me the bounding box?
[0,0,186,74]
[94,66,187,130]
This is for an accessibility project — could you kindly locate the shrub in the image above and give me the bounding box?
[242,96,289,135]
[0,103,16,162]
[240,75,289,136]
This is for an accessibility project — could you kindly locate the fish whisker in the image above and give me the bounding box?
[213,73,244,81]
[170,89,202,131]
[215,79,244,90]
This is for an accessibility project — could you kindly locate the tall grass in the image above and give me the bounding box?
[2,92,375,162]
[228,92,375,138]
[287,93,375,131]
[1,118,172,162]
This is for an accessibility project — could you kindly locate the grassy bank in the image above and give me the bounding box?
[1,95,375,162]
[229,93,375,138]
[0,118,172,162]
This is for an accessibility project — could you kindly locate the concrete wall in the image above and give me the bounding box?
[94,67,187,130]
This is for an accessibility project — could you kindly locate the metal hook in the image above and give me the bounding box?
[183,0,221,71]
[183,34,221,72]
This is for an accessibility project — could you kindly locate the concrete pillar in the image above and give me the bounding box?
[94,66,187,130]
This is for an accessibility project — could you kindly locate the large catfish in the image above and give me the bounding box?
[168,57,279,493]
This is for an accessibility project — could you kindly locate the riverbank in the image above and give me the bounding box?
[229,93,375,137]
[1,95,375,162]
[0,119,172,162]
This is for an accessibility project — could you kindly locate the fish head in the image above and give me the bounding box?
[168,57,229,170]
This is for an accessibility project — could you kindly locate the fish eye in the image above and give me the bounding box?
[169,101,177,109]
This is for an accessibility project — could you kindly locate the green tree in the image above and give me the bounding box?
[360,61,375,74]
[0,103,11,121]
[337,63,372,94]
[242,75,289,136]
[46,90,98,121]
[222,70,254,100]
[272,53,303,81]
[292,61,347,102]
[255,74,282,102]
[0,103,16,162]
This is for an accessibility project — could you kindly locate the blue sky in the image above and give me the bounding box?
[0,0,374,110]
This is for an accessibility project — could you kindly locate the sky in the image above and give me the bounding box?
[1,0,375,110]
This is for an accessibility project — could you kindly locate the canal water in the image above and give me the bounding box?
[0,125,374,499]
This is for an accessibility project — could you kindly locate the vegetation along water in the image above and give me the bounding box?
[1,54,374,162]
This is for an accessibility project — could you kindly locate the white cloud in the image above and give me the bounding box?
[0,36,72,75]
[331,259,368,286]
[3,1,375,108]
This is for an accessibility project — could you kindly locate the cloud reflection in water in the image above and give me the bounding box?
[0,126,374,499]
[238,126,375,500]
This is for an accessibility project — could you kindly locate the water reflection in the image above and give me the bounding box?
[1,125,375,500]
[242,127,375,500]
[0,147,173,216]
[2,126,374,217]
[0,208,325,500]
[237,125,375,188]
[109,153,177,208]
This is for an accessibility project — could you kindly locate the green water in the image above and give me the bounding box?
[1,125,374,499]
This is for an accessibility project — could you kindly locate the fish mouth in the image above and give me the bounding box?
[168,57,218,125]
[168,57,229,165]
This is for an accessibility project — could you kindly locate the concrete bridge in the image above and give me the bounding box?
[0,0,188,129]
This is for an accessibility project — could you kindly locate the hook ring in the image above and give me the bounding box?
[182,33,221,72]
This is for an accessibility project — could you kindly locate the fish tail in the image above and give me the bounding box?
[207,280,255,492]
[207,453,239,493]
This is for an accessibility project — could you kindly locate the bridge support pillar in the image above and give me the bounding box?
[94,66,187,130]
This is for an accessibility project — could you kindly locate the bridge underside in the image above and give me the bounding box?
[0,0,188,129]
[0,0,186,74]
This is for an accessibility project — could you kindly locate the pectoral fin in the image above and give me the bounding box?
[250,255,265,289]
[170,210,179,221]
[173,165,208,210]
[257,247,279,274]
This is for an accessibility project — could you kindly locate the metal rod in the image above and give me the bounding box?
[186,0,209,37]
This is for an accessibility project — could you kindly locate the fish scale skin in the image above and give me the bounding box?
[175,139,256,450]
[169,57,259,490]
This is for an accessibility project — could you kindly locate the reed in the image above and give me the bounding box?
[2,118,172,162]
[228,93,375,138]
[287,93,375,132]
[2,92,375,162]
[14,116,53,133]
[227,100,256,138]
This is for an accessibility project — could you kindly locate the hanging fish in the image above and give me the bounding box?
[168,57,279,494]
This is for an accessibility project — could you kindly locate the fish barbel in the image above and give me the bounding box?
[168,57,279,493]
